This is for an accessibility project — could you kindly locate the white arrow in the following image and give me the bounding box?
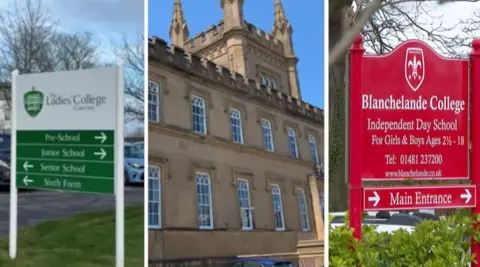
[461,189,472,204]
[368,191,381,207]
[94,148,107,160]
[23,161,33,171]
[23,176,33,186]
[94,132,107,144]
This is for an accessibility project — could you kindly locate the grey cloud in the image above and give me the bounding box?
[44,0,144,29]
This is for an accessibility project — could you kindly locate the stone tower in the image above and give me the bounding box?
[171,0,302,99]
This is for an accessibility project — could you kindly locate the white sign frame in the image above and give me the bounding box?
[9,65,125,267]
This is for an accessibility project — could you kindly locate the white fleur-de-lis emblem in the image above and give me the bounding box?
[404,48,425,92]
[408,56,422,80]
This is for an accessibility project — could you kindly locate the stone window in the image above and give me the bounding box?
[297,188,310,232]
[148,80,160,122]
[271,184,285,231]
[192,95,207,134]
[148,166,161,229]
[261,118,274,152]
[237,178,253,230]
[196,172,214,229]
[308,134,319,163]
[260,73,277,89]
[287,127,299,158]
[230,108,244,144]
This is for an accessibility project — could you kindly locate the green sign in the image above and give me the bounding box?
[16,130,115,194]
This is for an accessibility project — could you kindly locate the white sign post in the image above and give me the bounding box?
[9,66,125,267]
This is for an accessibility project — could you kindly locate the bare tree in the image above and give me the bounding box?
[329,0,479,210]
[114,33,144,122]
[0,0,102,108]
[0,0,55,79]
[47,32,101,71]
[329,0,479,65]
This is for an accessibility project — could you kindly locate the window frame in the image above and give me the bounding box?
[287,127,299,158]
[148,80,160,123]
[191,95,207,135]
[261,118,274,152]
[271,183,285,231]
[308,134,319,163]
[148,165,161,229]
[260,72,277,89]
[297,188,311,232]
[237,178,254,230]
[196,172,214,230]
[230,108,244,144]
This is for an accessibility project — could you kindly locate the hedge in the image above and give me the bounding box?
[329,211,480,267]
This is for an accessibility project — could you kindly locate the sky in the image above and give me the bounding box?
[353,2,478,57]
[429,2,479,44]
[0,0,144,135]
[148,0,325,109]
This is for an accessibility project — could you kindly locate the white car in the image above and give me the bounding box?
[329,210,442,234]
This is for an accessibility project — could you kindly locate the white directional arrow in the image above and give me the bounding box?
[94,132,107,144]
[23,176,33,186]
[461,189,472,204]
[368,191,381,207]
[94,148,107,160]
[23,161,33,171]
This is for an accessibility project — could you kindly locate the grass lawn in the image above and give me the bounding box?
[0,206,144,267]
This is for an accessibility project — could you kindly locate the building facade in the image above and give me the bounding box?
[0,83,11,133]
[148,0,324,261]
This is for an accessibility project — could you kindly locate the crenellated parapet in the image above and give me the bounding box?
[244,22,284,55]
[184,20,226,54]
[149,36,323,125]
[183,20,285,57]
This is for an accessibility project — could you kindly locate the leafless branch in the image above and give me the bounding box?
[114,32,144,122]
[329,0,480,65]
[0,0,104,110]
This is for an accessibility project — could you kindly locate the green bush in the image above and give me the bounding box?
[329,212,480,267]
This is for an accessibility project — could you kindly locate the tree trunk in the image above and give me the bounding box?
[328,0,352,211]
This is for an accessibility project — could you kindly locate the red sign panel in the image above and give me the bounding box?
[360,41,469,181]
[363,185,476,211]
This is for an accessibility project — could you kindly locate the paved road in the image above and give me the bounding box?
[0,186,143,237]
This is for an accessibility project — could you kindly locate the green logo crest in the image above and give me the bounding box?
[24,86,44,118]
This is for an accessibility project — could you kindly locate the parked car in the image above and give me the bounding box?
[124,141,144,185]
[226,258,294,267]
[329,211,441,234]
[0,134,11,188]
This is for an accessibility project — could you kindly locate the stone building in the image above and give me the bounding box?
[148,0,324,262]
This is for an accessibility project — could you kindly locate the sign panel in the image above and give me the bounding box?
[16,130,114,193]
[14,68,118,194]
[363,185,476,211]
[360,41,469,181]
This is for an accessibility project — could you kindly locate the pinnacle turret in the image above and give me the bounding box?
[271,0,300,99]
[169,0,189,48]
[221,0,244,31]
[273,0,288,31]
[272,0,294,57]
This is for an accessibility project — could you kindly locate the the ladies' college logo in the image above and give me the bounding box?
[405,47,425,92]
[24,86,44,118]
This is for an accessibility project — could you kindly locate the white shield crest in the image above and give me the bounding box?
[404,48,425,92]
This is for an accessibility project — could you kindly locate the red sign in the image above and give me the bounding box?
[360,41,469,181]
[363,185,476,211]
